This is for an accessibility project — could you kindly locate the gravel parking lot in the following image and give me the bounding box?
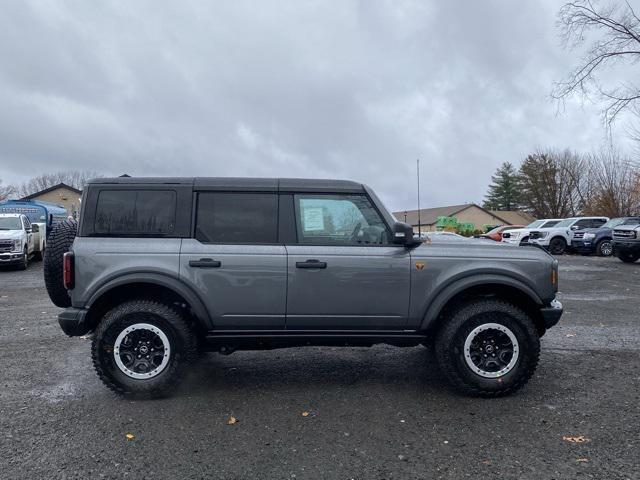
[1,256,639,479]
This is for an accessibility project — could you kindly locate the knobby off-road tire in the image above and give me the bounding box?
[616,250,640,263]
[43,220,77,308]
[549,237,567,255]
[435,299,540,397]
[92,299,199,398]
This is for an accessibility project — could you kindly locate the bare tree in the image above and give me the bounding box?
[0,179,15,201]
[554,0,640,127]
[519,149,589,217]
[15,170,102,198]
[583,148,640,215]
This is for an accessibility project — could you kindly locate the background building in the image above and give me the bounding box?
[394,203,535,233]
[21,183,82,218]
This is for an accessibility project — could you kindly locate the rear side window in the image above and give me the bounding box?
[196,193,278,243]
[94,190,177,236]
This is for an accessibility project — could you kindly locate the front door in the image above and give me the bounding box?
[285,193,411,330]
[180,192,287,329]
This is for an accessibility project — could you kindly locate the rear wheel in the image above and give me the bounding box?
[616,250,640,263]
[596,239,613,257]
[92,299,199,398]
[435,299,540,397]
[549,237,567,255]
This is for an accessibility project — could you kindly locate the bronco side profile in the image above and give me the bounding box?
[46,177,562,398]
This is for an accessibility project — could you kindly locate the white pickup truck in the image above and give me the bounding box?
[0,213,45,269]
[528,216,609,254]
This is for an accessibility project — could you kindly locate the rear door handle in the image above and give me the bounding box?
[295,259,327,269]
[189,258,221,268]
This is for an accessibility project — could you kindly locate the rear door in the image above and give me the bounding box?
[180,191,287,329]
[285,193,411,330]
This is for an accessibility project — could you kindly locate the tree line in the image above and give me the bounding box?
[483,149,640,218]
[0,171,102,202]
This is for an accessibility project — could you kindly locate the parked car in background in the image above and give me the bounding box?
[571,217,640,257]
[612,219,640,263]
[501,219,563,246]
[528,217,609,254]
[418,231,468,241]
[478,225,524,242]
[0,213,41,269]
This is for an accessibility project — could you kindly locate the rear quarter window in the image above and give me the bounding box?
[94,190,177,236]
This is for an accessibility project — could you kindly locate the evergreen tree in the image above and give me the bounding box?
[483,162,521,211]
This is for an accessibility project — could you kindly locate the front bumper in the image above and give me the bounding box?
[613,241,640,252]
[540,299,563,329]
[58,307,90,336]
[0,252,24,264]
[570,240,594,253]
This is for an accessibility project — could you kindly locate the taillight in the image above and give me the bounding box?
[63,252,74,290]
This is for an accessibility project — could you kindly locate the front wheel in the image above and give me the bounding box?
[17,247,28,270]
[435,299,540,397]
[92,299,199,398]
[616,250,640,263]
[548,237,567,255]
[596,239,613,257]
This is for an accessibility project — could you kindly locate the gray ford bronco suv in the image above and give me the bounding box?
[45,177,562,398]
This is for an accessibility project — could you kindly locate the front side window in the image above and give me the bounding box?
[196,193,278,244]
[294,194,390,245]
[94,190,177,236]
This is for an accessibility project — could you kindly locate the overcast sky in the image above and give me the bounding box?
[0,1,635,211]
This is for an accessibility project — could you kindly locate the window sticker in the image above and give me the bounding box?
[303,207,325,232]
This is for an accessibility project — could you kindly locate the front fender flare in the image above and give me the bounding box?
[420,274,543,331]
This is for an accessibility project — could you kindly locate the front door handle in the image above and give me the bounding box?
[295,259,327,269]
[189,258,221,268]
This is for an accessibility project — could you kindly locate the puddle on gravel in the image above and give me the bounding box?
[29,381,79,403]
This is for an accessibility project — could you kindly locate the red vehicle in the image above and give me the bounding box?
[479,225,525,242]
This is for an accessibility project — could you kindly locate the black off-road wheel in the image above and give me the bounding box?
[44,220,77,307]
[549,237,567,255]
[435,299,540,397]
[596,239,613,257]
[92,299,199,398]
[616,250,640,263]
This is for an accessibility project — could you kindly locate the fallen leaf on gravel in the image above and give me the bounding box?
[565,333,576,337]
[301,411,310,417]
[125,433,135,440]
[563,436,590,443]
[576,458,589,462]
[481,460,491,465]
[227,416,238,425]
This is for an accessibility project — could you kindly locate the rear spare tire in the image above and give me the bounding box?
[44,220,77,307]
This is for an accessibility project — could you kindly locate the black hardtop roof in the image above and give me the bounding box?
[87,177,366,193]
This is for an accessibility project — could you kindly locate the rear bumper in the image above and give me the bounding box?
[58,307,90,336]
[540,299,563,329]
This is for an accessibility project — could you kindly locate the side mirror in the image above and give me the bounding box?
[31,224,39,233]
[393,222,421,246]
[570,225,580,231]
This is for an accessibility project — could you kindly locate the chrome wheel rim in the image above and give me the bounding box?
[600,241,613,256]
[464,323,519,378]
[113,323,171,379]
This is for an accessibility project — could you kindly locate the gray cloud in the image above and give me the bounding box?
[0,0,634,211]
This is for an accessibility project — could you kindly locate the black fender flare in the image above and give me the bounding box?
[85,272,213,329]
[420,273,543,331]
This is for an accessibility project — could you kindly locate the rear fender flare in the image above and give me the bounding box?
[86,272,212,329]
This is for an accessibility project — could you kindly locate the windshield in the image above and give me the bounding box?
[554,218,575,228]
[541,220,560,228]
[601,218,626,228]
[621,217,640,226]
[526,220,544,228]
[0,217,22,230]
